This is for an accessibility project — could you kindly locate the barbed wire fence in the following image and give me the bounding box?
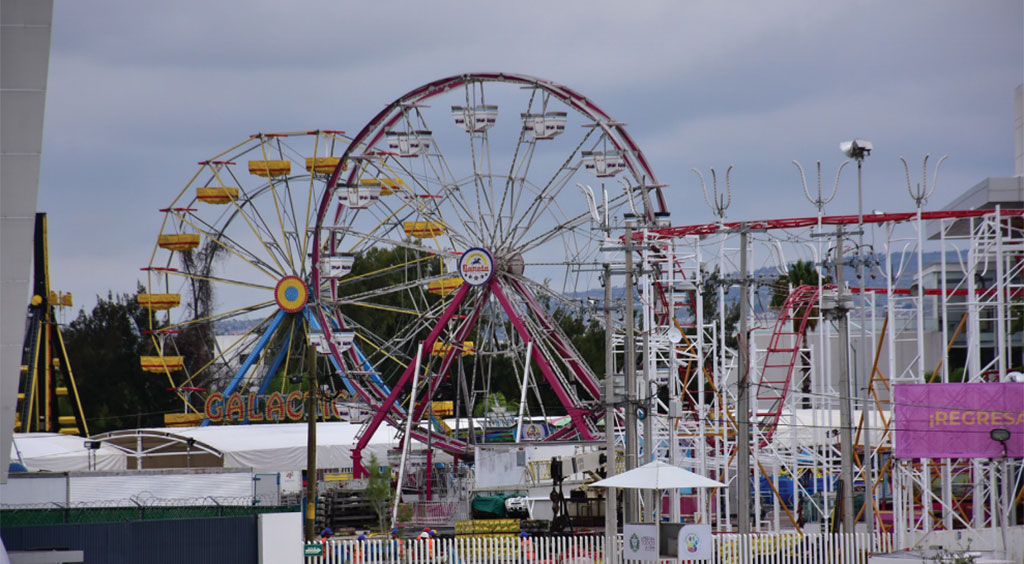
[1,495,298,526]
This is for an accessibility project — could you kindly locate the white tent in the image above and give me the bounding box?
[156,421,402,474]
[9,433,127,472]
[590,460,725,490]
[10,421,417,475]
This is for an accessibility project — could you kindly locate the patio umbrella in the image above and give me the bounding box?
[589,460,725,490]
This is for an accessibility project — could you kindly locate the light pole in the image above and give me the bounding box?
[841,139,872,532]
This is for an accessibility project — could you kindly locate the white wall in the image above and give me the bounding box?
[0,473,66,505]
[0,0,53,485]
[259,511,303,564]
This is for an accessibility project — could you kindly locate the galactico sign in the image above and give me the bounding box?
[204,391,353,423]
[458,247,495,286]
[893,382,1024,459]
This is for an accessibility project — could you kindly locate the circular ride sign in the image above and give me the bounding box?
[458,247,495,286]
[274,275,308,313]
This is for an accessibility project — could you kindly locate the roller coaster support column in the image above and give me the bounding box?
[737,225,751,535]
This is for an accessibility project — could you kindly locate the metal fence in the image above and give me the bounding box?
[0,496,297,526]
[305,532,893,564]
[401,501,470,527]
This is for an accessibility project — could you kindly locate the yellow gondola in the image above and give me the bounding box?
[427,277,463,296]
[140,355,185,373]
[305,157,343,174]
[138,293,181,310]
[248,160,291,177]
[403,221,446,238]
[158,233,201,252]
[197,187,239,204]
[362,177,403,196]
[431,341,475,357]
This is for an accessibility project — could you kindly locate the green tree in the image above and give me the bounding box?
[63,288,179,433]
[365,454,393,532]
[335,245,443,384]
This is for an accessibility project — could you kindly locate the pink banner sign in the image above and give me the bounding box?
[893,383,1024,459]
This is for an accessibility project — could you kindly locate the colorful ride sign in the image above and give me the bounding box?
[893,382,1024,459]
[458,247,495,286]
[274,276,308,313]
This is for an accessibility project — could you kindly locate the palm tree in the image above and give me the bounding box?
[770,260,826,409]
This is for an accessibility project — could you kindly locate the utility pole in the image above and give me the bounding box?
[736,225,751,535]
[603,255,617,559]
[855,152,873,534]
[841,139,872,533]
[305,339,318,541]
[832,226,857,534]
[624,220,638,523]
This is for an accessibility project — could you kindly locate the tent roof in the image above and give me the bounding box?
[10,432,127,472]
[94,421,406,474]
[590,460,725,489]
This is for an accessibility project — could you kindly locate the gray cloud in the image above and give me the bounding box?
[36,0,1023,312]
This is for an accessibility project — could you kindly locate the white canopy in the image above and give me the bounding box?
[590,460,725,490]
[144,421,404,474]
[10,433,127,472]
[10,421,416,475]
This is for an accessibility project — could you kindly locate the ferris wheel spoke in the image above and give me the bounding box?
[216,165,294,271]
[335,271,453,305]
[254,137,300,273]
[365,156,480,246]
[503,130,595,252]
[512,208,592,258]
[169,210,282,280]
[171,306,278,389]
[158,269,276,292]
[408,107,494,245]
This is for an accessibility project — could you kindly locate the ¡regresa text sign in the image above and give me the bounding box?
[893,382,1024,459]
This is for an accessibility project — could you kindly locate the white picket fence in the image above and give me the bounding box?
[306,532,893,564]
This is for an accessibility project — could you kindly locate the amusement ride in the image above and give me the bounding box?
[134,73,1022,543]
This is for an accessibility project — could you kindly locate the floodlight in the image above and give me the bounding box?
[840,139,873,160]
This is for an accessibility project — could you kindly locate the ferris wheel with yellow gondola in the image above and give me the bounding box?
[141,129,387,423]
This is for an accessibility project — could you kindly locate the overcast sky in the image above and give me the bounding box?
[36,0,1023,315]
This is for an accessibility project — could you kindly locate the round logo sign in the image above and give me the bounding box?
[458,248,495,286]
[274,275,308,313]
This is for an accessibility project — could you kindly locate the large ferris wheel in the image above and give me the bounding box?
[309,73,667,474]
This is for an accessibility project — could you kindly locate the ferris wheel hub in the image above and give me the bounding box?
[274,275,308,313]
[503,254,525,276]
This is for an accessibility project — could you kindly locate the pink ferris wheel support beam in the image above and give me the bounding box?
[350,282,472,478]
[410,285,493,425]
[508,278,602,402]
[489,278,595,440]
